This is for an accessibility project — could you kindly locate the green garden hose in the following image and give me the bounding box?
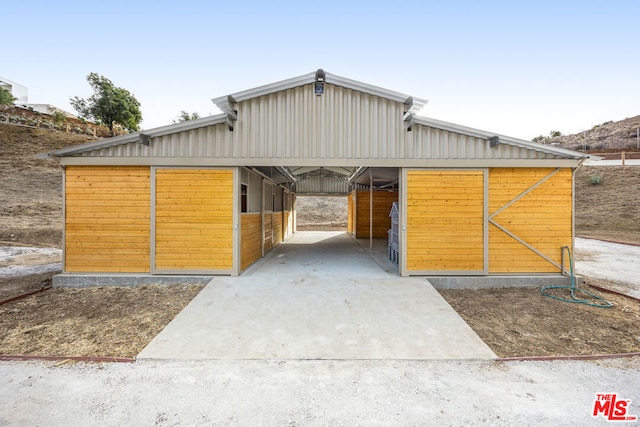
[540,246,613,308]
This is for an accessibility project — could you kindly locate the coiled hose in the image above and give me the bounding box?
[540,246,613,308]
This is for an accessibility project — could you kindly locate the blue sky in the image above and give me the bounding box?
[3,1,638,140]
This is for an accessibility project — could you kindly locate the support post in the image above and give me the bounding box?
[369,168,373,252]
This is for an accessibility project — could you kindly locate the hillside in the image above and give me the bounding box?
[0,124,99,247]
[296,196,348,230]
[575,166,640,244]
[552,115,640,155]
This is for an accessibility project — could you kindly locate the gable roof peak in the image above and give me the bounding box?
[212,69,428,116]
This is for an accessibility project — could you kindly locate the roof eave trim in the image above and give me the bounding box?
[212,72,316,108]
[47,114,227,157]
[413,116,588,160]
[325,73,428,112]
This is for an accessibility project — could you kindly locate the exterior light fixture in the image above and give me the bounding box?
[139,133,150,146]
[314,68,325,96]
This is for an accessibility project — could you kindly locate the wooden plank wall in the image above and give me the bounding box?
[65,166,150,273]
[155,169,233,271]
[241,213,262,270]
[347,192,354,234]
[284,210,293,240]
[263,213,273,253]
[489,168,571,273]
[406,170,484,272]
[272,212,283,246]
[355,190,398,238]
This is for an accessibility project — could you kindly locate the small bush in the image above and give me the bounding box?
[51,111,67,124]
[589,173,605,185]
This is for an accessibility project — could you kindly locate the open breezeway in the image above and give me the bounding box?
[138,231,496,360]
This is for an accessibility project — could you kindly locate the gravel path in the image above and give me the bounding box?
[1,358,638,426]
[575,238,640,299]
[0,246,62,278]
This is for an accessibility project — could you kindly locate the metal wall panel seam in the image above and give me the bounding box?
[150,167,156,273]
[61,167,66,272]
[400,168,408,276]
[483,168,489,273]
[232,167,240,276]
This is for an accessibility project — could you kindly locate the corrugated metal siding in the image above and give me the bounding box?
[77,82,562,162]
[409,126,558,160]
[235,83,407,160]
[295,175,349,194]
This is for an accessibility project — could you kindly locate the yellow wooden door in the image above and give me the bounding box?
[406,170,485,274]
[488,168,571,273]
[154,168,233,272]
[65,166,151,273]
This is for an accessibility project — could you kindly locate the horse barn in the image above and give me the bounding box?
[45,69,589,285]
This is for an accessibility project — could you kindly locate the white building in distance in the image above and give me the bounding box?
[0,76,28,103]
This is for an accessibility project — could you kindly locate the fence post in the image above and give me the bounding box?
[621,151,626,167]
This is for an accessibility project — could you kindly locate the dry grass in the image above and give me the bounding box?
[0,284,203,358]
[575,166,640,244]
[439,279,640,358]
[0,124,97,247]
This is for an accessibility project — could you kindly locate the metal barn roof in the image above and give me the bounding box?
[44,69,589,193]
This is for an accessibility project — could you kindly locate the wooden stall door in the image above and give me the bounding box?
[405,170,485,274]
[488,168,571,273]
[155,168,233,272]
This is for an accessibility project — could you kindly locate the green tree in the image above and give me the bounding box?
[0,87,17,106]
[70,73,142,135]
[174,110,201,123]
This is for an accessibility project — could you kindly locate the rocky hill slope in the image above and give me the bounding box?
[0,124,98,247]
[551,115,640,153]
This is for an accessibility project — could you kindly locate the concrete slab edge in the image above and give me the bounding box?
[428,275,579,289]
[0,355,135,363]
[589,284,640,303]
[135,356,498,362]
[52,274,214,288]
[497,351,640,362]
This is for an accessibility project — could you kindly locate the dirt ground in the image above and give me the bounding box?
[0,272,52,302]
[439,280,640,358]
[2,123,640,358]
[574,166,640,245]
[0,280,202,358]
